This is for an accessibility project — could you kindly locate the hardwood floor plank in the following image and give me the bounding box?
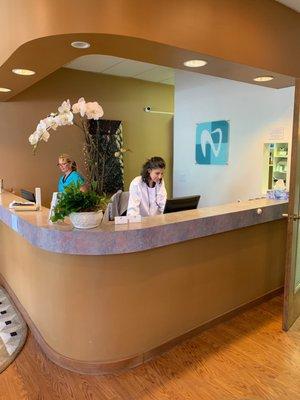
[1,295,300,400]
[0,364,29,400]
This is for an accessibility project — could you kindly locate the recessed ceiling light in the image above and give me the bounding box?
[71,41,90,49]
[183,59,207,68]
[12,68,36,76]
[253,76,274,82]
[0,87,11,92]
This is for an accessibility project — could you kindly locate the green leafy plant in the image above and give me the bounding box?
[51,183,108,223]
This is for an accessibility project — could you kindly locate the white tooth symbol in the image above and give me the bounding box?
[200,128,222,157]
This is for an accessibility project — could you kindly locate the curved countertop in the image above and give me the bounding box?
[0,191,288,255]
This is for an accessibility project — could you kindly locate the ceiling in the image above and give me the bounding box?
[0,1,299,101]
[276,0,300,12]
[64,53,295,89]
[64,55,175,85]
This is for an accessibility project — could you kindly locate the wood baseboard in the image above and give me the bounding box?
[0,273,283,375]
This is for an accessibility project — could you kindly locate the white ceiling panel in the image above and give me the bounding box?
[161,77,175,85]
[64,54,174,85]
[101,59,156,77]
[275,0,300,12]
[135,67,174,83]
[65,54,126,73]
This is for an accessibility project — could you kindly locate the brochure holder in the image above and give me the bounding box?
[48,192,59,223]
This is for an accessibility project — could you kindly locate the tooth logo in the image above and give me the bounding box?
[200,128,222,157]
[195,120,229,165]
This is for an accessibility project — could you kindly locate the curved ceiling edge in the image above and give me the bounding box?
[0,0,299,99]
[0,33,296,101]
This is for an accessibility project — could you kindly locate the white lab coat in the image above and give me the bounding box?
[127,176,167,217]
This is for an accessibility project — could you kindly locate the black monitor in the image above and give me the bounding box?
[20,189,35,203]
[163,195,200,214]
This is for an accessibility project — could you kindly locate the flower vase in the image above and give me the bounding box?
[69,210,103,229]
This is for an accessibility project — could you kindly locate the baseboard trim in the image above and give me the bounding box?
[0,273,283,375]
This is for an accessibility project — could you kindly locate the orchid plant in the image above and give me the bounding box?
[29,98,128,195]
[29,97,104,150]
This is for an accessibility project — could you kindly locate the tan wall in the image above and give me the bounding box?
[0,68,174,205]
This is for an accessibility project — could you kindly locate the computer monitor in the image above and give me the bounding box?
[163,195,200,214]
[20,189,36,203]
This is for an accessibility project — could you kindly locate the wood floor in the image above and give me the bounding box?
[0,295,300,400]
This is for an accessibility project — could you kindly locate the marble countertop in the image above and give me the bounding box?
[0,192,288,255]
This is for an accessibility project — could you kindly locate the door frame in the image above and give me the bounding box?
[283,78,300,330]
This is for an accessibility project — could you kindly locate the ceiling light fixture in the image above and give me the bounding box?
[183,59,207,68]
[71,41,91,49]
[253,76,274,82]
[0,87,11,92]
[12,68,36,76]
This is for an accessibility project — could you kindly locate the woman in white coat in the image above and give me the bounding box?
[127,157,167,217]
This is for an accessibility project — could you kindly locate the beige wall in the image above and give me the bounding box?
[0,68,173,205]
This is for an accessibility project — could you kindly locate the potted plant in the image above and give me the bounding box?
[50,183,108,229]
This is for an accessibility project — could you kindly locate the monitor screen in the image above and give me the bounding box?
[20,189,36,203]
[163,195,200,214]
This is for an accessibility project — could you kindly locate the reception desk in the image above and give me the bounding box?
[0,192,288,374]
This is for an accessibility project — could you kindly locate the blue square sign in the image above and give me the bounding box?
[195,120,229,165]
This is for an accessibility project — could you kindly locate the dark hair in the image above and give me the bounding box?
[141,156,166,184]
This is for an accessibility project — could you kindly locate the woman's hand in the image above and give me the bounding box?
[80,183,89,193]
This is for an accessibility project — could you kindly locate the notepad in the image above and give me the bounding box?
[9,201,39,211]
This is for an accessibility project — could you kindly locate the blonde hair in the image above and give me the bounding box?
[58,154,77,171]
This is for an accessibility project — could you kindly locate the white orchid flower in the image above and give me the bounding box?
[36,119,47,134]
[58,99,71,114]
[72,97,86,117]
[51,121,58,130]
[28,98,104,150]
[41,130,50,142]
[29,132,39,145]
[58,111,74,126]
[54,115,63,126]
[85,102,104,120]
[44,116,58,130]
[72,102,80,114]
[43,117,52,128]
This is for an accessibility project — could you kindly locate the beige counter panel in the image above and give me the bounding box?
[0,218,286,371]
